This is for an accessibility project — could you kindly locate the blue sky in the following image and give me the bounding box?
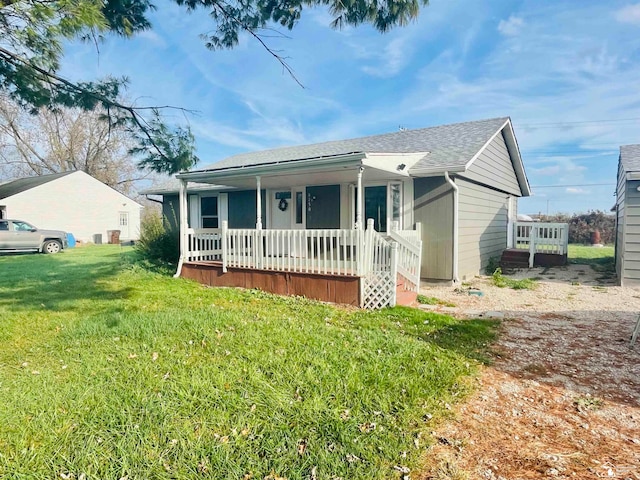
[61,0,640,215]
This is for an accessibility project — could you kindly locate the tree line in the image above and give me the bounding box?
[537,211,615,245]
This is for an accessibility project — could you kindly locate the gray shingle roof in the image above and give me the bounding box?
[0,171,74,200]
[194,117,510,173]
[620,144,640,172]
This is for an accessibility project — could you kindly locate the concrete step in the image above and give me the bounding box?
[395,288,417,307]
[396,274,417,307]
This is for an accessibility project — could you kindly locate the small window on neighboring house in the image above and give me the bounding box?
[201,196,219,228]
[119,212,128,227]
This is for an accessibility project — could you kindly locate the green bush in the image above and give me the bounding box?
[135,211,179,265]
[484,256,500,276]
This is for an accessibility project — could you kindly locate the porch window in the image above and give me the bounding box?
[295,191,303,225]
[201,196,219,228]
[390,183,402,228]
[353,183,403,232]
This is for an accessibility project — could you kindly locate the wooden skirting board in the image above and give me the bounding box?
[181,262,360,307]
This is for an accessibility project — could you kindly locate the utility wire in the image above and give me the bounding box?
[518,117,640,127]
[530,183,615,188]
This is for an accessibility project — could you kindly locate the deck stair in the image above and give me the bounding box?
[395,274,418,306]
[499,248,530,271]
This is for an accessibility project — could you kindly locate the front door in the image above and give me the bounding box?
[270,190,292,229]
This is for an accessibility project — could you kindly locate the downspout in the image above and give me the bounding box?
[444,171,460,283]
[174,179,188,278]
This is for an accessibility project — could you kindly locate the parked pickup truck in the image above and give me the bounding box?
[0,219,68,254]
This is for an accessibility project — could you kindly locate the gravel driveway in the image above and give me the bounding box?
[418,264,640,480]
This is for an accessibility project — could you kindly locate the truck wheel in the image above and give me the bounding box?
[42,240,62,254]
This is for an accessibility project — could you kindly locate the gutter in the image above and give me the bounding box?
[177,153,366,182]
[145,195,163,205]
[444,171,460,283]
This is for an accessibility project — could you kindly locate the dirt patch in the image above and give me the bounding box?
[418,264,640,480]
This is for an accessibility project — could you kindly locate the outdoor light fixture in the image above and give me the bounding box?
[397,163,406,171]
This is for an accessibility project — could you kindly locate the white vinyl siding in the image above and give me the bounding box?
[457,178,509,280]
[462,132,522,196]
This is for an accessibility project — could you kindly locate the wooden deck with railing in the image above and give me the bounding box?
[508,222,569,268]
[178,220,422,308]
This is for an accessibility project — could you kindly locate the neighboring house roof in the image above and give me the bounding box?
[0,171,74,200]
[192,117,510,174]
[0,170,143,207]
[620,144,640,172]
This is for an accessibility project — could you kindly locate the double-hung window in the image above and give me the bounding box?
[201,197,219,228]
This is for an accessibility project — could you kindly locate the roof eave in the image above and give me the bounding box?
[177,153,366,183]
[407,165,466,177]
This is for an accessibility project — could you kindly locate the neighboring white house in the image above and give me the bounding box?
[0,171,142,243]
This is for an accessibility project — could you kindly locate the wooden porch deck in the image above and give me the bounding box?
[180,261,417,307]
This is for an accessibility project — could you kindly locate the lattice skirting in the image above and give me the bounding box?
[362,271,396,309]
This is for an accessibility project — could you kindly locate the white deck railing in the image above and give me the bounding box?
[361,221,397,308]
[389,221,422,292]
[514,222,569,267]
[224,227,362,276]
[183,220,422,308]
[186,228,223,262]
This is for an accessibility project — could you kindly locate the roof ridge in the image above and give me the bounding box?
[223,116,510,159]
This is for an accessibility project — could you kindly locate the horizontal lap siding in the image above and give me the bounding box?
[621,180,640,285]
[462,131,522,196]
[456,178,509,279]
[413,177,453,280]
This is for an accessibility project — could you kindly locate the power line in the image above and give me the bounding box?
[530,183,615,188]
[518,117,640,127]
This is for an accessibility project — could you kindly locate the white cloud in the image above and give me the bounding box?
[614,4,640,25]
[566,187,590,194]
[361,37,411,78]
[498,16,524,36]
[136,30,167,48]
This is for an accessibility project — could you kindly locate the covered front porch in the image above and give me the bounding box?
[173,153,423,308]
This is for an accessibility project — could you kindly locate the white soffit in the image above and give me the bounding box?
[362,152,428,176]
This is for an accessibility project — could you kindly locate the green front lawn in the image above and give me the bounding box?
[0,246,496,479]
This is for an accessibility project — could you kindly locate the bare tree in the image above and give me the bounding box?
[0,95,148,195]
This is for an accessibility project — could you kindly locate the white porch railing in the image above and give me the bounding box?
[361,221,397,309]
[514,222,569,268]
[186,228,223,262]
[224,227,362,276]
[389,221,422,292]
[182,220,423,309]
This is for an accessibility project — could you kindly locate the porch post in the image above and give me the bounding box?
[355,166,364,229]
[256,176,263,230]
[174,178,188,278]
